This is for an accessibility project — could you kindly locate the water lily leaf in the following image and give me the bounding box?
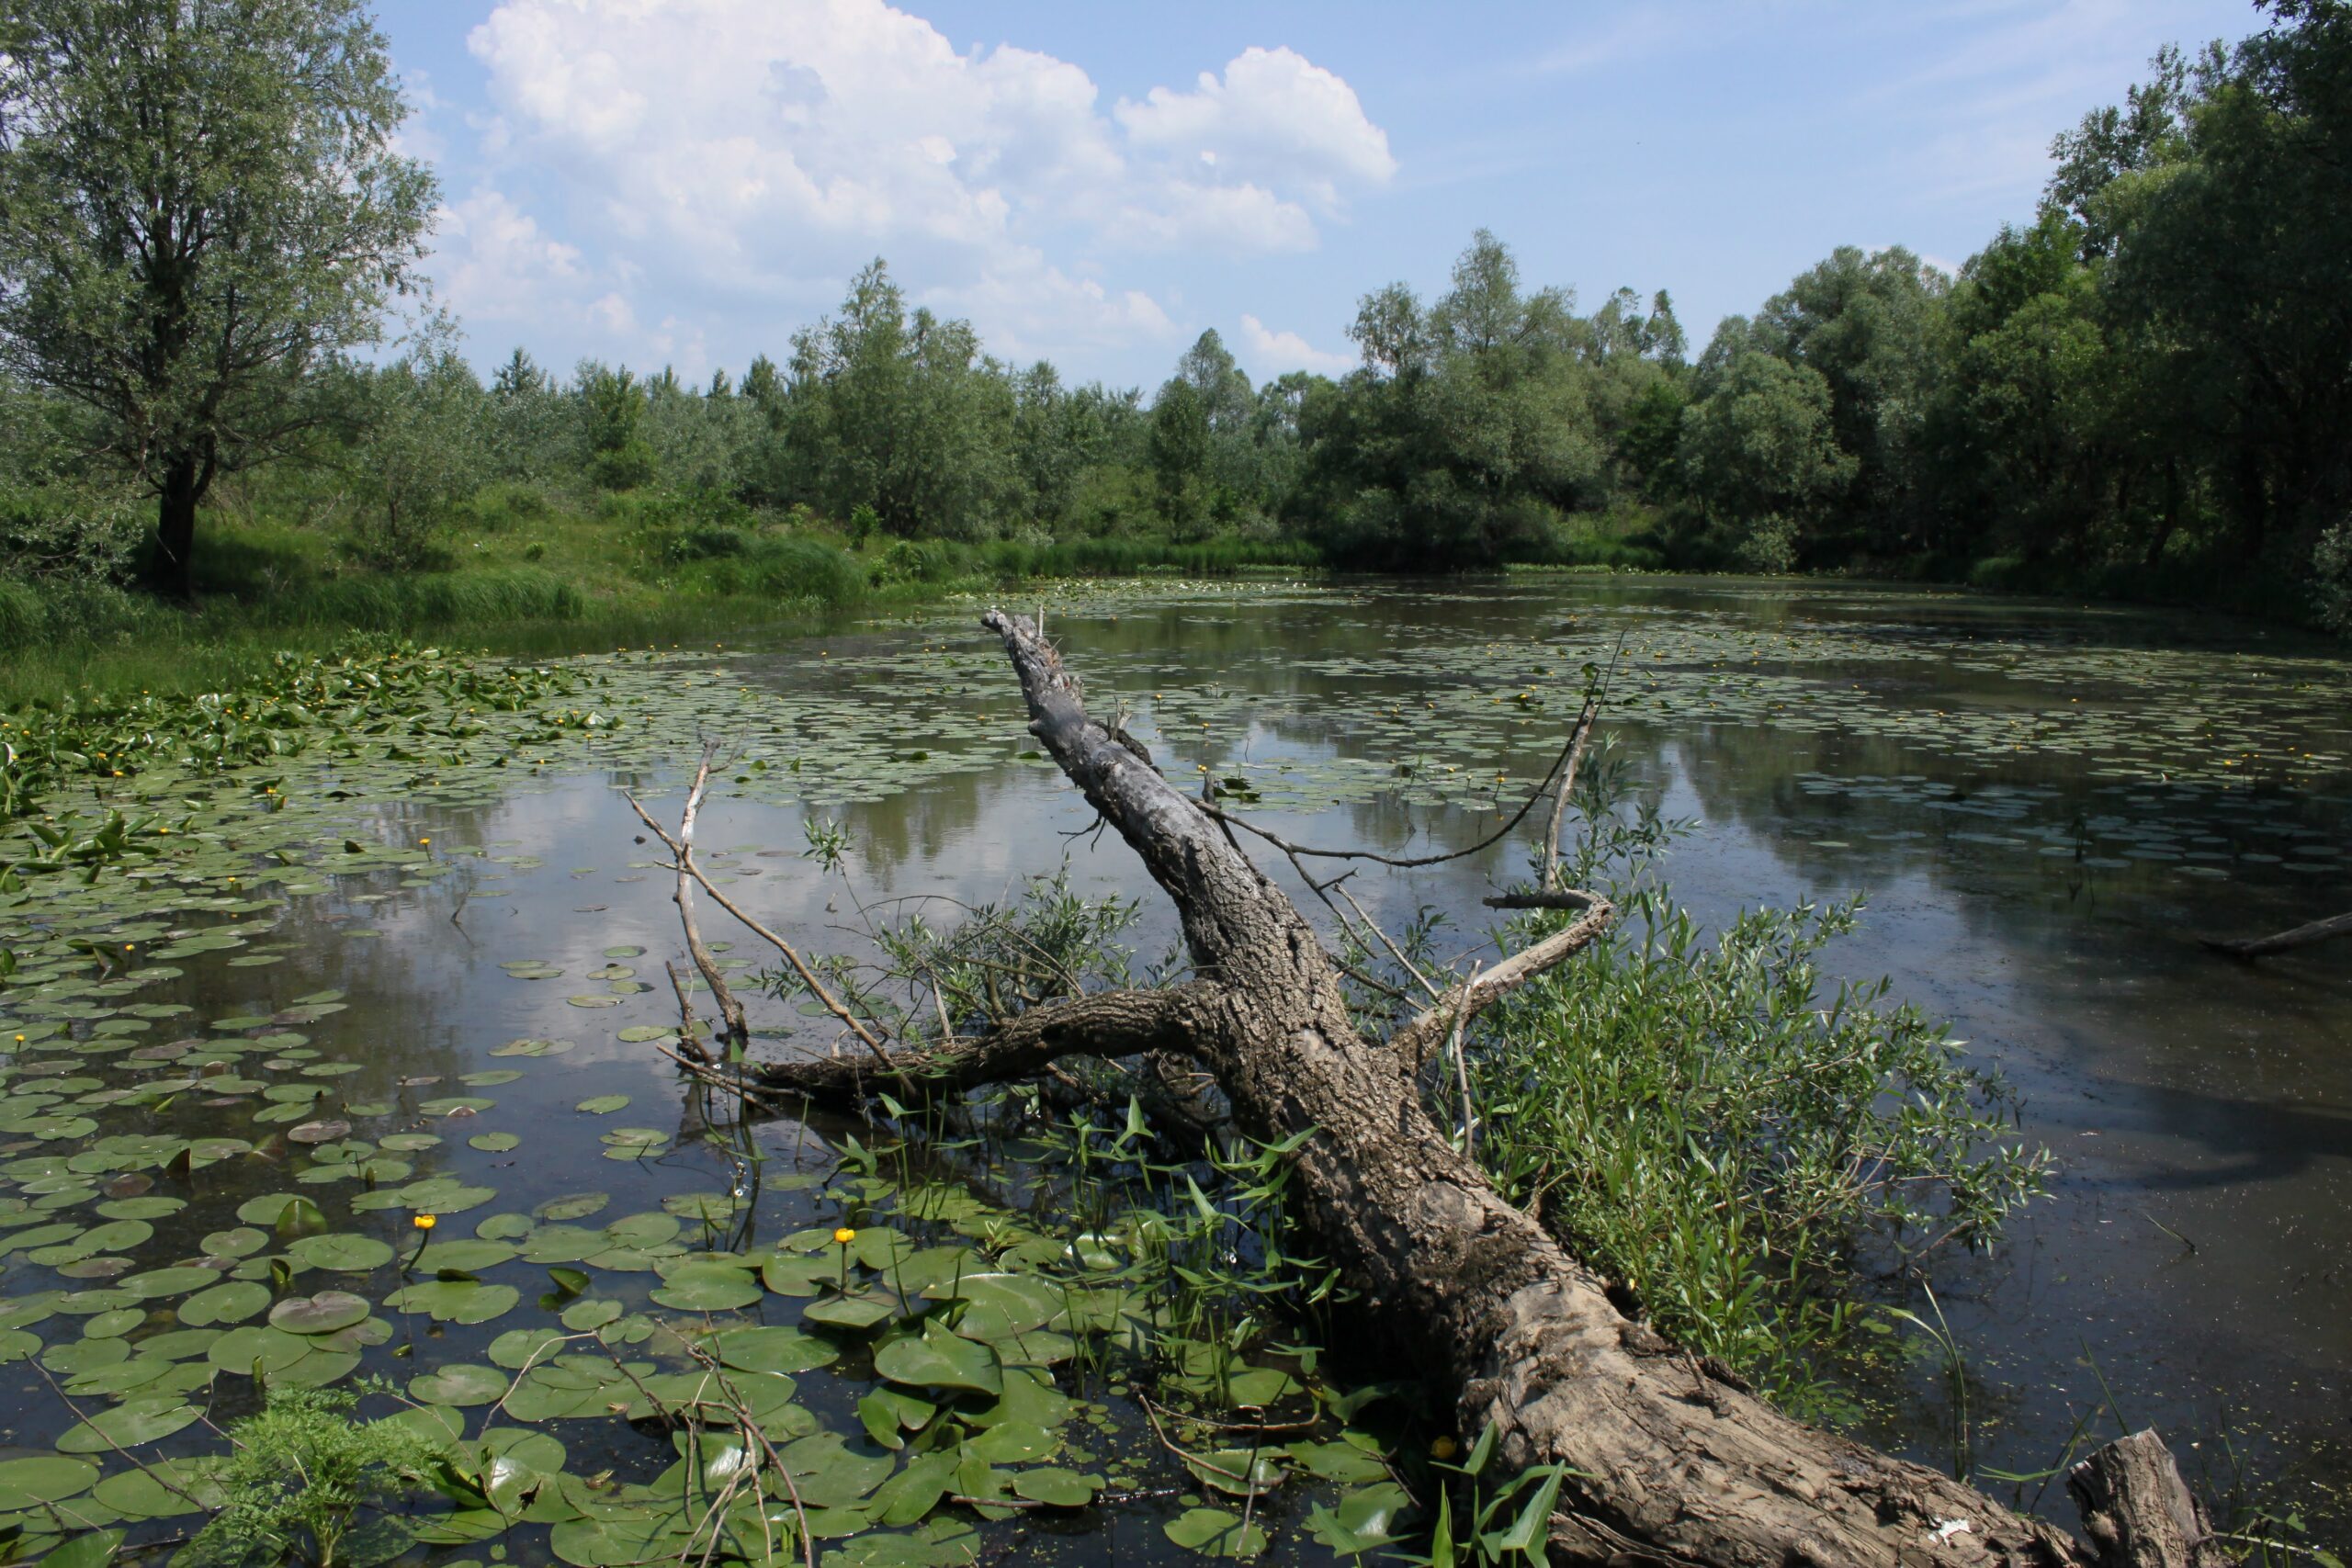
[83,1307,145,1339]
[867,1450,959,1529]
[548,1516,694,1567]
[712,1325,839,1376]
[286,1233,395,1272]
[574,1095,629,1114]
[536,1192,609,1222]
[468,1133,520,1152]
[562,1298,622,1331]
[288,1119,350,1145]
[1182,1448,1286,1498]
[92,1456,228,1519]
[56,1395,202,1452]
[1306,1481,1413,1554]
[178,1280,271,1326]
[269,1291,371,1335]
[778,1431,896,1509]
[0,1456,100,1509]
[38,1527,123,1568]
[201,1227,269,1258]
[410,1363,509,1406]
[649,1263,761,1312]
[964,1419,1057,1465]
[1164,1506,1267,1558]
[1012,1468,1102,1507]
[415,1238,516,1273]
[875,1322,1001,1396]
[804,1293,897,1332]
[388,1280,521,1325]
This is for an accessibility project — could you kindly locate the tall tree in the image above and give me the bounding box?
[0,0,436,595]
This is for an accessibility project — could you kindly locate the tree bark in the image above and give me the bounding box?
[151,448,209,600]
[742,612,2220,1568]
[2067,1431,2231,1568]
[2199,910,2352,959]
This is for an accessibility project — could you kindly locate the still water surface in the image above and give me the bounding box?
[3,574,2346,1554]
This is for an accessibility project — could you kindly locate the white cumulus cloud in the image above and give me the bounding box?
[435,0,1395,373]
[1238,313,1355,378]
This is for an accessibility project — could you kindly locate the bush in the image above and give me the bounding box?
[184,1386,436,1568]
[1731,513,1800,575]
[0,479,143,581]
[461,481,553,532]
[2315,523,2351,635]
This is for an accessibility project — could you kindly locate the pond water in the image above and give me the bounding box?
[2,574,2347,1561]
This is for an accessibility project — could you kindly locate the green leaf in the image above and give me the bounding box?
[267,1291,372,1335]
[712,1325,838,1376]
[874,1322,1001,1395]
[38,1527,122,1568]
[1164,1506,1267,1559]
[648,1263,761,1312]
[0,1456,100,1510]
[1012,1468,1102,1507]
[55,1396,201,1452]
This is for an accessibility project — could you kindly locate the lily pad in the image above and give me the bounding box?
[875,1322,1001,1396]
[0,1456,100,1510]
[712,1325,840,1376]
[269,1291,372,1335]
[56,1395,203,1453]
[410,1363,509,1407]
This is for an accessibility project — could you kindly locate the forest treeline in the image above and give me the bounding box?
[2,0,2346,635]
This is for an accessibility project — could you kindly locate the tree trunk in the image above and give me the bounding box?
[741,612,2221,1568]
[152,451,205,600]
[2199,910,2352,959]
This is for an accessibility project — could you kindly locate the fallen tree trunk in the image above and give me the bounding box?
[2199,909,2352,959]
[736,612,2215,1568]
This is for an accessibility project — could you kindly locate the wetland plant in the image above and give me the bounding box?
[183,1388,437,1568]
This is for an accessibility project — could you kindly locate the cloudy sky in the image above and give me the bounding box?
[384,0,2267,390]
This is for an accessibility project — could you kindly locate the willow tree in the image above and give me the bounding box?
[0,0,436,596]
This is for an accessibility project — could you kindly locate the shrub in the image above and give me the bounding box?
[183,1386,437,1568]
[0,479,143,581]
[2315,523,2351,635]
[1731,513,1800,575]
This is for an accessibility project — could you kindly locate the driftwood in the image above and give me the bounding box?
[2199,909,2352,959]
[2067,1431,2232,1568]
[687,611,2218,1568]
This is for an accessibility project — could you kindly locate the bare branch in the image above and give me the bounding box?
[1391,897,1615,1069]
[744,983,1216,1107]
[625,787,893,1064]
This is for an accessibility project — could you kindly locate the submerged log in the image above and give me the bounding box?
[2199,909,2352,959]
[737,612,2220,1568]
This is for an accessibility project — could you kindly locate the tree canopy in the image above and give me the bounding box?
[0,0,435,594]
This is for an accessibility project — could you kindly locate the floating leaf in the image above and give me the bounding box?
[56,1396,202,1453]
[286,1233,395,1273]
[0,1456,100,1510]
[574,1095,629,1114]
[875,1323,1001,1396]
[712,1325,839,1376]
[649,1263,761,1312]
[1164,1506,1268,1559]
[1012,1468,1102,1507]
[269,1292,372,1336]
[410,1363,508,1407]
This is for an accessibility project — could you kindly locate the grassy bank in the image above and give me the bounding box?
[0,503,1322,705]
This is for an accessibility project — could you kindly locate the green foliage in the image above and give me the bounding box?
[1462,791,2049,1407]
[2316,523,2352,634]
[331,346,491,570]
[1678,351,1853,546]
[183,1388,435,1568]
[0,0,436,593]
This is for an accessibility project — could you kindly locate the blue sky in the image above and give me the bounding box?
[381,0,2267,391]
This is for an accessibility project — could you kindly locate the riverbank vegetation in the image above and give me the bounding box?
[6,2,2349,698]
